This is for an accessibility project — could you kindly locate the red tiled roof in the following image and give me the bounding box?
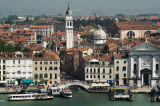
[43,37,59,41]
[114,21,157,30]
[29,25,52,28]
[79,47,92,52]
[113,54,128,59]
[84,53,112,61]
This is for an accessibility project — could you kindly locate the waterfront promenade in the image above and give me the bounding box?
[0,87,21,94]
[131,86,152,93]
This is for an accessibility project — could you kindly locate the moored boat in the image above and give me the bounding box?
[151,85,160,102]
[8,93,53,101]
[61,88,72,98]
[50,87,61,96]
[109,86,132,101]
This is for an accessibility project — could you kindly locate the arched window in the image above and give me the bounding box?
[67,22,69,26]
[127,31,135,38]
[103,75,105,78]
[156,64,159,70]
[134,64,137,70]
[39,74,43,79]
[34,74,38,79]
[70,22,72,26]
[144,31,150,36]
[94,75,96,78]
[116,74,119,79]
[110,69,112,73]
[54,67,57,70]
[86,75,88,78]
[44,73,48,78]
[94,68,96,73]
[86,68,88,73]
[90,68,92,73]
[90,75,92,78]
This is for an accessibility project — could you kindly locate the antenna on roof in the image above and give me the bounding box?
[68,1,70,9]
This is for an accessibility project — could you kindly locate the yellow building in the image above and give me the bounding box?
[33,53,60,85]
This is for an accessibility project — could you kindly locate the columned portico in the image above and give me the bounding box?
[128,42,160,87]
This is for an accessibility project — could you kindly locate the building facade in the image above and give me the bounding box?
[5,52,33,85]
[0,57,6,85]
[113,54,128,86]
[33,53,60,85]
[107,21,158,40]
[128,42,160,87]
[29,25,54,45]
[84,54,114,83]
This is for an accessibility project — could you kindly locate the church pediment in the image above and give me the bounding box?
[129,43,160,51]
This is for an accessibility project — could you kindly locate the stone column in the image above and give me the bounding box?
[149,74,151,86]
[138,56,141,78]
[152,56,156,78]
[142,74,144,85]
[129,80,133,86]
[137,80,141,87]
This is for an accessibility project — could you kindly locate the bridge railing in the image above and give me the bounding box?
[58,80,91,88]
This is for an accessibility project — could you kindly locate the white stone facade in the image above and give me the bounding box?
[85,59,114,83]
[65,6,74,49]
[6,59,33,85]
[128,42,160,87]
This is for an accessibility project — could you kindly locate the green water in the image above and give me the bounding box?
[0,90,159,106]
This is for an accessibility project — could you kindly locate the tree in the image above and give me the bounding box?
[87,23,97,29]
[8,15,18,21]
[80,34,91,41]
[5,44,14,52]
[0,39,6,52]
[26,18,29,22]
[14,44,22,51]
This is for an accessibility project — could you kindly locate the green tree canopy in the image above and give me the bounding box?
[8,15,18,21]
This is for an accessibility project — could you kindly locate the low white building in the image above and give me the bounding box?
[5,51,33,85]
[0,58,6,86]
[128,41,160,87]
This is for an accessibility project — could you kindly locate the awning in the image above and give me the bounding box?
[22,80,33,84]
[9,82,15,84]
[34,81,45,84]
[107,80,114,84]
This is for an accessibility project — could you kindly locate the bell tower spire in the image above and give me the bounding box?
[68,1,70,9]
[65,2,74,49]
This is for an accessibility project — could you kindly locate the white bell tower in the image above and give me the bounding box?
[65,2,74,49]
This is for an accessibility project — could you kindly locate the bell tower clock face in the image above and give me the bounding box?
[142,58,151,66]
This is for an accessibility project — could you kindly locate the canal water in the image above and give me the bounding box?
[0,89,159,106]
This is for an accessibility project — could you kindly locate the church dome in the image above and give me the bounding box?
[91,25,106,44]
[66,7,72,16]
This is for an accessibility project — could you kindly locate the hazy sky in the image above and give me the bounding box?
[0,0,160,16]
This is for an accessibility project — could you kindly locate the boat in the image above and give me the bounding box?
[50,87,61,96]
[61,88,72,98]
[151,85,160,102]
[8,93,53,101]
[109,86,132,101]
